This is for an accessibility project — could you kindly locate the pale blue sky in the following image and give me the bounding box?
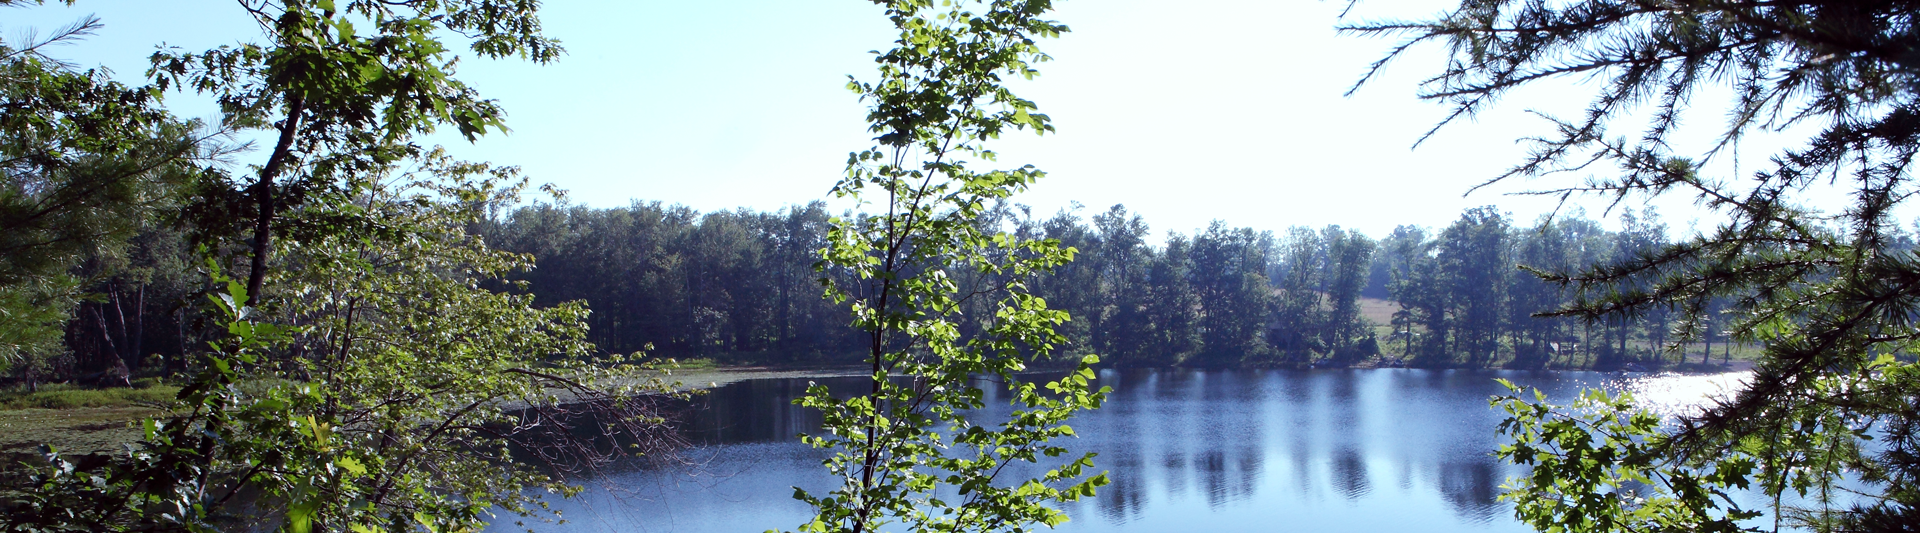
[9,0,1793,239]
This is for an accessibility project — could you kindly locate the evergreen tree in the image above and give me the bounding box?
[1352,0,1920,527]
[0,16,207,382]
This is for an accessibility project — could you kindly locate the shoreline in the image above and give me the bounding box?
[1,362,1755,462]
[646,365,872,392]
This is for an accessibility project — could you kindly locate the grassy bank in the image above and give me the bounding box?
[0,381,179,411]
[0,407,161,459]
[0,365,864,465]
[642,364,867,391]
[0,381,179,462]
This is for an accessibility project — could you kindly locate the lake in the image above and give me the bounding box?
[492,368,1746,533]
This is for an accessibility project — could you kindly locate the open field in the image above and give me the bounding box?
[1358,296,1401,325]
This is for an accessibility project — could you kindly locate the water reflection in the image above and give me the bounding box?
[1332,451,1368,501]
[494,369,1739,533]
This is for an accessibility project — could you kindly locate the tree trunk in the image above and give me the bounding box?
[173,307,187,376]
[92,304,119,371]
[1703,320,1714,366]
[1582,322,1592,368]
[111,285,129,363]
[92,306,131,387]
[132,283,145,371]
[1618,316,1628,363]
[245,95,308,307]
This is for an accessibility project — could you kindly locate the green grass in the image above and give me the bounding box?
[0,407,158,459]
[665,358,718,370]
[0,381,177,461]
[0,382,180,410]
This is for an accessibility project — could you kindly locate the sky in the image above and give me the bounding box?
[6,0,1814,239]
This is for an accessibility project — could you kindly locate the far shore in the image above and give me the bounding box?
[644,365,872,392]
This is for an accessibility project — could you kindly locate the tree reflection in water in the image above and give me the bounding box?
[494,368,1718,533]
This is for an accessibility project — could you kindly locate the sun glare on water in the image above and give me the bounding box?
[1603,371,1753,420]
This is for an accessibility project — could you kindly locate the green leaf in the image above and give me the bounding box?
[336,457,367,476]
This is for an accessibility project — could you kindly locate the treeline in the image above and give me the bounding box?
[6,192,207,389]
[481,202,857,362]
[1370,207,1691,369]
[474,200,1752,369]
[14,197,1761,386]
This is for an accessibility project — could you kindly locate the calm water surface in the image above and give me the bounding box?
[497,368,1743,533]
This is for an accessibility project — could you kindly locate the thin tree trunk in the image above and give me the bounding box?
[93,304,118,369]
[1703,320,1714,366]
[1618,316,1627,363]
[92,306,129,387]
[244,95,308,307]
[1654,316,1668,365]
[778,270,791,347]
[134,284,145,343]
[111,285,129,362]
[173,307,187,376]
[1582,322,1593,368]
[132,284,146,372]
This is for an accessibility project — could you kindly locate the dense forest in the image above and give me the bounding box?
[18,196,1765,388]
[28,178,1832,402]
[482,201,1751,370]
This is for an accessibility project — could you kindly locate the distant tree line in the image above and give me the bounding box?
[16,194,1784,384]
[10,211,205,389]
[1372,206,1692,369]
[478,201,856,362]
[18,188,1797,381]
[466,200,1774,369]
